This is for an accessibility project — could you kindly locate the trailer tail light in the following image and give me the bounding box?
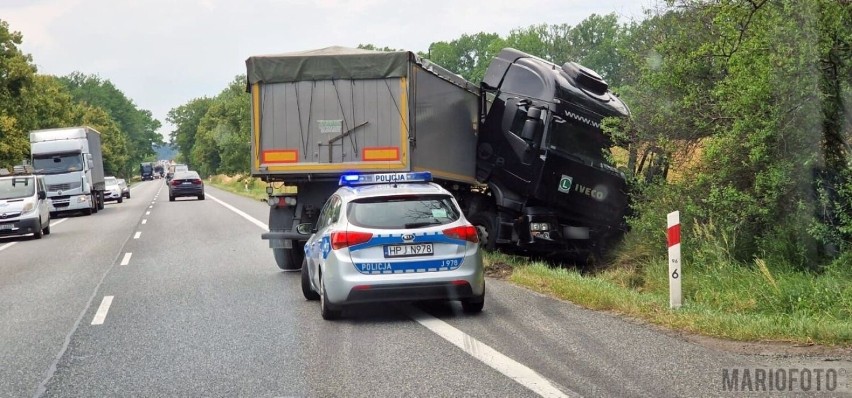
[442,225,479,243]
[331,231,373,250]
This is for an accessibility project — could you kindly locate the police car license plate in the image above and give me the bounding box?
[384,243,434,258]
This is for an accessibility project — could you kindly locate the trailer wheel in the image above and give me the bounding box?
[273,243,304,271]
[97,191,105,210]
[469,211,497,251]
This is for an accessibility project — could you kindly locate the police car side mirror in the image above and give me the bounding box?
[296,223,313,235]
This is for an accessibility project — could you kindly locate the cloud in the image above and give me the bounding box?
[0,0,650,139]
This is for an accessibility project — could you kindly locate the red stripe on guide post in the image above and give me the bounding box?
[667,224,681,247]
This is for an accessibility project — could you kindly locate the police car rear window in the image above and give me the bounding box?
[346,195,461,229]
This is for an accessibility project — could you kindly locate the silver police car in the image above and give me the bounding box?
[301,172,484,320]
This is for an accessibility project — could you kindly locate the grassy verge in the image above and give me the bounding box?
[485,251,851,346]
[206,174,294,201]
[206,173,851,347]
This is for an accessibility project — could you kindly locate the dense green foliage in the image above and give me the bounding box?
[164,1,852,272]
[0,19,160,178]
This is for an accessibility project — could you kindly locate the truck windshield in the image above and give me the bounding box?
[32,153,83,175]
[546,116,612,162]
[0,177,35,200]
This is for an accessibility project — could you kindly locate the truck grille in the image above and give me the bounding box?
[48,181,82,191]
[0,212,22,219]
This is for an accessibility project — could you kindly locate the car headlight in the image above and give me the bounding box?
[21,200,35,214]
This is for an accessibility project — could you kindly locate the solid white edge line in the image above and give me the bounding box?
[90,296,114,325]
[0,219,70,252]
[120,252,132,266]
[204,190,568,396]
[207,194,268,230]
[133,231,141,239]
[406,307,574,398]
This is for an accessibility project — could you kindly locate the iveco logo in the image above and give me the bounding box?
[402,234,415,242]
[58,190,63,196]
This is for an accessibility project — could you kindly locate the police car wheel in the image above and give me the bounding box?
[320,274,341,320]
[301,258,320,301]
[461,296,484,314]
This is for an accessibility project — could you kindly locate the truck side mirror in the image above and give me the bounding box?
[86,154,94,168]
[520,107,543,145]
[38,191,46,200]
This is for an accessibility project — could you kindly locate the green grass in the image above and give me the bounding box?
[206,174,295,201]
[487,251,852,346]
[206,173,852,346]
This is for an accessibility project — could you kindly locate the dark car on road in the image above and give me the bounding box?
[168,171,205,201]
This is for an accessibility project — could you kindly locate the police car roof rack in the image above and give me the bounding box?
[339,171,432,186]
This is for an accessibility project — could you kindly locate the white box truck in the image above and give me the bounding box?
[30,127,105,216]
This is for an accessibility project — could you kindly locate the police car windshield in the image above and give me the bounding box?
[347,194,461,229]
[0,177,35,200]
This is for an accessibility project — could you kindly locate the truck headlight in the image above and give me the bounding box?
[77,196,89,203]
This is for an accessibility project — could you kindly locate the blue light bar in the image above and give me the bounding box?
[339,171,432,186]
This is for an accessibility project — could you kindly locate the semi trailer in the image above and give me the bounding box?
[246,46,630,270]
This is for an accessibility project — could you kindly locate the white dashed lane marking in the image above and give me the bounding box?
[133,231,141,239]
[120,252,132,266]
[91,296,114,325]
[142,219,147,225]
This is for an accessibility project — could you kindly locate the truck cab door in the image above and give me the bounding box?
[481,97,544,187]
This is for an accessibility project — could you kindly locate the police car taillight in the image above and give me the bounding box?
[442,225,479,243]
[331,231,373,250]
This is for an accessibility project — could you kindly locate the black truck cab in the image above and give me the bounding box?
[474,49,630,255]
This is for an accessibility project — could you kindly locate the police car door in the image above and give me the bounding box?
[309,195,341,279]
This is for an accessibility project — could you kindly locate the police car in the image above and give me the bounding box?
[301,172,484,320]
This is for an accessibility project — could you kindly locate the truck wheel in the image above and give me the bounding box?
[90,195,98,214]
[320,273,342,320]
[43,219,51,235]
[97,192,105,210]
[469,211,497,251]
[301,258,320,301]
[273,241,305,271]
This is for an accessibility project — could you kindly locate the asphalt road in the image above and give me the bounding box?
[1,180,849,397]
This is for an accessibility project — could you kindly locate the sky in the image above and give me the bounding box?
[1,0,652,141]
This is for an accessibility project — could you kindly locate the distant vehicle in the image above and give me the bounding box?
[117,178,130,198]
[153,164,164,179]
[301,172,484,320]
[168,171,205,201]
[30,126,105,216]
[103,176,124,204]
[166,164,188,183]
[0,165,51,239]
[140,162,154,181]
